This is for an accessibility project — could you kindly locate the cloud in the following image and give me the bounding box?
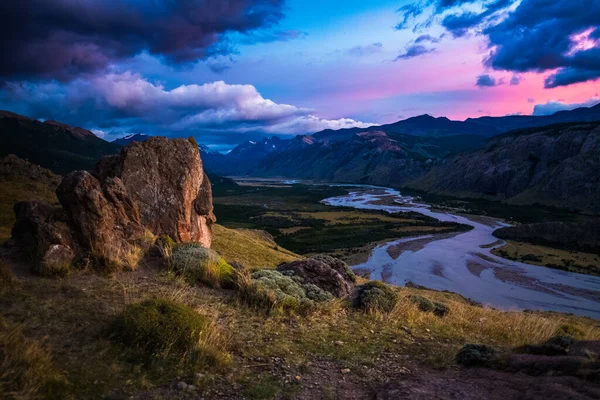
[484,0,600,88]
[346,43,384,58]
[510,74,521,85]
[0,72,373,139]
[532,98,600,116]
[395,45,436,60]
[414,34,445,44]
[0,0,285,81]
[476,74,497,87]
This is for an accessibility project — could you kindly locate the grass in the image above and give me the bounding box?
[492,240,600,276]
[211,224,300,268]
[0,317,70,399]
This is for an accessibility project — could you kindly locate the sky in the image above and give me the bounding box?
[1,0,599,151]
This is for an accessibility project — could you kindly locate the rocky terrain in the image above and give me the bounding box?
[9,137,215,274]
[410,122,600,213]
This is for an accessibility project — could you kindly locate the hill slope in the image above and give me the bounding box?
[409,122,600,213]
[0,110,121,174]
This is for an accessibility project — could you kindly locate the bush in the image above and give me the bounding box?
[555,324,585,339]
[408,295,449,317]
[172,244,234,288]
[236,269,333,314]
[0,318,70,399]
[456,344,498,367]
[110,299,227,367]
[545,335,575,350]
[352,281,398,313]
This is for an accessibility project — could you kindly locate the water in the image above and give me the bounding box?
[322,186,600,319]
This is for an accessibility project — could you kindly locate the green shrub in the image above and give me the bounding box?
[407,295,449,317]
[352,281,398,313]
[456,344,498,367]
[236,269,333,314]
[172,245,234,288]
[110,299,227,368]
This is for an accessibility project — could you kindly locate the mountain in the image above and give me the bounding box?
[112,133,150,146]
[204,103,600,181]
[312,103,600,140]
[409,122,600,213]
[0,110,122,174]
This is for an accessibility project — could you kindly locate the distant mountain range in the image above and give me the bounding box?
[201,104,600,181]
[0,110,121,174]
[1,104,599,212]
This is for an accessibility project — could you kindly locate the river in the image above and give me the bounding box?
[322,186,600,319]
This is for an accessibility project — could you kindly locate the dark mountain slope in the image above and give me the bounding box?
[0,110,121,174]
[409,122,600,213]
[246,131,485,185]
[112,133,149,147]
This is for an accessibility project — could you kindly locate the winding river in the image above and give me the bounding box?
[322,186,600,319]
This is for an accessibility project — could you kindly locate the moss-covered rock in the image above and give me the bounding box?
[352,281,398,313]
[407,295,449,317]
[456,344,498,367]
[172,244,234,288]
[111,299,209,360]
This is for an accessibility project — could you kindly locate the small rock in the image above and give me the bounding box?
[341,368,351,374]
[334,340,344,346]
[425,328,430,332]
[177,381,188,391]
[295,376,301,381]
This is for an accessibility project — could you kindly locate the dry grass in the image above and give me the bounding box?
[0,317,70,399]
[211,224,300,268]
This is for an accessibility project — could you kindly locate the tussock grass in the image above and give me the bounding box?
[0,318,70,399]
[172,244,235,288]
[110,298,230,369]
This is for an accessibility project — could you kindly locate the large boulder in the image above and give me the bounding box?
[277,255,356,298]
[95,137,215,247]
[56,171,146,269]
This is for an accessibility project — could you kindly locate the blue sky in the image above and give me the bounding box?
[0,0,598,150]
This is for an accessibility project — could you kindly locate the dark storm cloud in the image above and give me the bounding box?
[484,0,600,87]
[0,0,285,81]
[238,29,307,45]
[476,74,497,87]
[441,0,515,37]
[395,45,436,60]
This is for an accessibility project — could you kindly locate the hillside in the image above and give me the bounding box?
[409,122,600,213]
[0,111,122,174]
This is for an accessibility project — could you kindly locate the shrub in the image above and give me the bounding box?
[0,318,70,399]
[545,335,575,350]
[236,269,333,314]
[352,281,398,313]
[555,324,585,339]
[155,234,176,261]
[172,245,234,288]
[407,295,449,317]
[456,344,498,367]
[110,299,228,367]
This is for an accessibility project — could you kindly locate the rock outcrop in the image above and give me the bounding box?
[277,255,356,298]
[56,171,146,268]
[10,137,215,272]
[94,137,215,247]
